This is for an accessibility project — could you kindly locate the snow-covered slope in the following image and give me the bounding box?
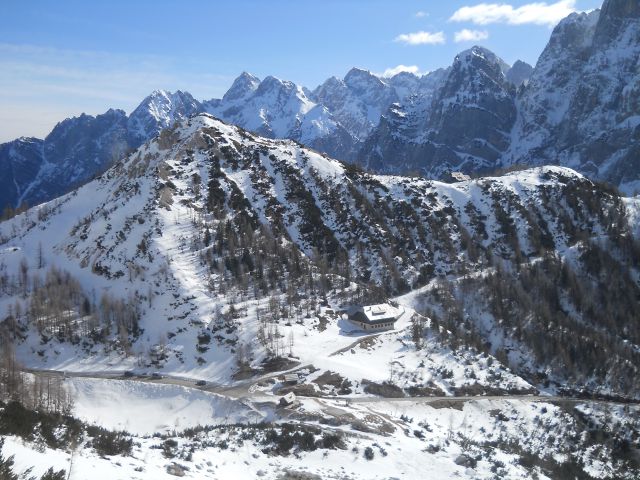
[0,114,639,478]
[0,114,637,396]
[4,381,638,480]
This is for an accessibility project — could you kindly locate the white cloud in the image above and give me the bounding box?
[414,11,428,18]
[379,65,425,77]
[450,0,578,27]
[394,31,446,45]
[454,29,490,42]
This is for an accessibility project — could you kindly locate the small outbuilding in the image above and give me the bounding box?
[279,392,297,407]
[346,303,400,332]
[445,171,471,182]
[283,374,299,384]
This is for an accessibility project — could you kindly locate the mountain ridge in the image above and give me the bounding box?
[1,113,638,399]
[4,0,640,214]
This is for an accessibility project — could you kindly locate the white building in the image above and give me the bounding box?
[346,303,400,331]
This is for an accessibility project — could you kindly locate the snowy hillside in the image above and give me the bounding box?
[3,380,638,479]
[0,114,638,394]
[0,114,639,479]
[2,1,640,478]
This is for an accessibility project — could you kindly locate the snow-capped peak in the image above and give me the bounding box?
[344,67,387,91]
[455,46,510,76]
[127,89,202,146]
[222,71,261,103]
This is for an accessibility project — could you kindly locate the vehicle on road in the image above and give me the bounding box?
[195,380,206,386]
[151,372,162,379]
[123,371,134,378]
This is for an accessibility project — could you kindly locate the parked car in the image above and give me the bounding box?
[195,380,206,386]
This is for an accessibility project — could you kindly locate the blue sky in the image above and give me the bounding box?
[0,0,602,142]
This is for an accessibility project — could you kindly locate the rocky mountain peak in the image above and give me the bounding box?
[312,76,347,103]
[313,75,342,93]
[127,89,202,146]
[344,67,386,92]
[601,0,640,19]
[256,75,298,97]
[454,46,510,77]
[46,109,128,143]
[506,60,533,87]
[388,71,419,84]
[595,0,640,43]
[222,72,260,102]
[386,72,421,102]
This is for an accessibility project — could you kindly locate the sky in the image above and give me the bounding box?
[0,0,603,142]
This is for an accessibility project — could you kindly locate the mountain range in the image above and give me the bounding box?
[2,2,640,473]
[1,0,638,215]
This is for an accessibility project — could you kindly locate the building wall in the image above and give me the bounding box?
[352,320,395,331]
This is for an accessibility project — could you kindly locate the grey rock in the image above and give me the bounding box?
[505,60,533,87]
[359,46,514,177]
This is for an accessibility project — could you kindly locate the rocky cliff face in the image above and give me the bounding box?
[0,137,44,211]
[358,47,514,176]
[506,0,640,192]
[505,60,533,87]
[0,109,130,210]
